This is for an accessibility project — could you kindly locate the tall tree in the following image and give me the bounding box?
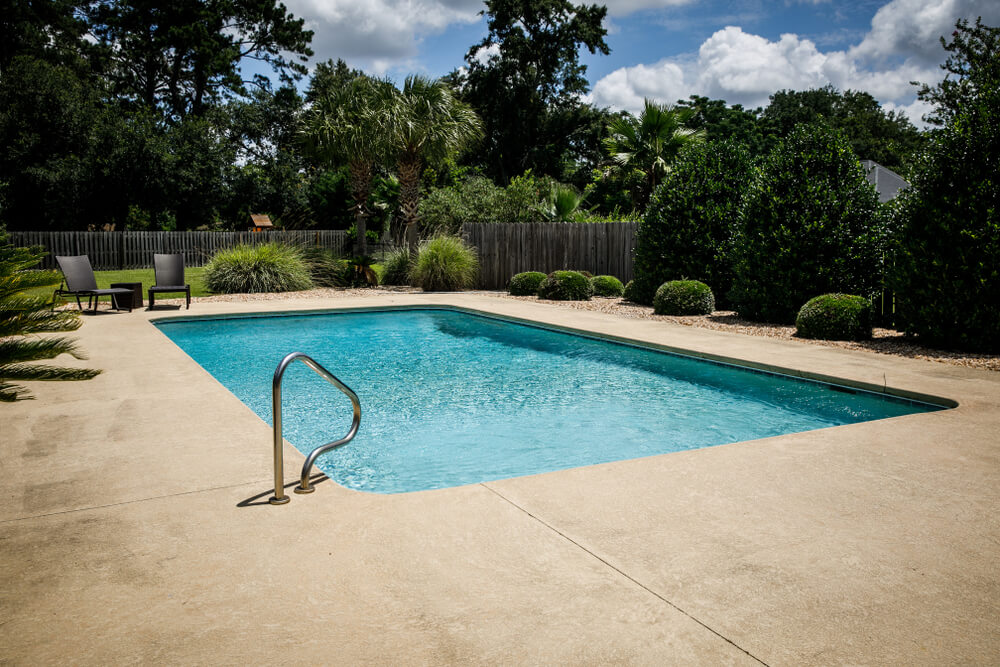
[388,76,482,254]
[760,86,924,170]
[675,95,771,157]
[302,76,394,254]
[603,99,705,210]
[459,0,609,183]
[0,0,93,71]
[89,0,313,119]
[914,17,1000,128]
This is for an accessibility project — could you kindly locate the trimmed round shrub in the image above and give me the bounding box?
[623,280,641,303]
[730,123,888,323]
[653,280,715,315]
[537,270,593,301]
[795,294,872,341]
[381,247,413,286]
[889,79,1000,351]
[591,275,624,297]
[204,243,313,294]
[410,235,479,291]
[508,271,546,296]
[632,140,754,306]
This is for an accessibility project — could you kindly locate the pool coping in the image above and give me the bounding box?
[3,292,998,665]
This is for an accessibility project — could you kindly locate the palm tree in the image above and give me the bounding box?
[603,99,705,209]
[536,183,592,222]
[302,75,395,255]
[388,76,482,254]
[0,232,100,401]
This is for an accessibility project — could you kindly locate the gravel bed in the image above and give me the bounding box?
[148,288,999,372]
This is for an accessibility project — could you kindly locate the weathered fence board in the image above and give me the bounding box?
[461,222,638,290]
[9,230,348,270]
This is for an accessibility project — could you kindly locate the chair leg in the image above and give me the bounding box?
[149,291,155,310]
[75,294,84,311]
[186,288,190,309]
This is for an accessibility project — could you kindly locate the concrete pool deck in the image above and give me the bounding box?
[2,292,998,665]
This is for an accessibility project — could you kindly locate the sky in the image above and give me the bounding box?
[277,0,1000,126]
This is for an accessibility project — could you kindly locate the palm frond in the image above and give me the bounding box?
[0,362,101,382]
[0,336,90,365]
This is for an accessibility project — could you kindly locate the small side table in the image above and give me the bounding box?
[110,282,143,309]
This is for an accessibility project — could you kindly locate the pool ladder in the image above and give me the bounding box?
[269,352,361,505]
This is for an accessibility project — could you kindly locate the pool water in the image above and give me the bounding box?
[155,308,941,493]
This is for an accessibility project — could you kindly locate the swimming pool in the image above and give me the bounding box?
[155,308,943,493]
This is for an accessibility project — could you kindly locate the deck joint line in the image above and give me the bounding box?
[0,479,270,524]
[481,483,770,666]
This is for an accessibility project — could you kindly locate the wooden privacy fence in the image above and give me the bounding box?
[462,222,638,290]
[9,230,347,270]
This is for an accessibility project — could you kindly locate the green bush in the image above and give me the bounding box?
[204,243,313,293]
[410,236,479,291]
[381,247,412,286]
[591,275,624,297]
[653,280,715,315]
[796,294,873,340]
[623,280,641,303]
[508,271,546,296]
[730,123,888,323]
[537,270,593,301]
[419,172,547,234]
[890,79,1000,351]
[632,140,754,306]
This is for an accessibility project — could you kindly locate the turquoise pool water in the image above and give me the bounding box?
[155,308,941,493]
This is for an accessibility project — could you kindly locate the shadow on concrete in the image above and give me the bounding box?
[237,473,329,507]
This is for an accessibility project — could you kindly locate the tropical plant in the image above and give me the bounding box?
[632,140,754,306]
[535,183,591,222]
[410,235,479,291]
[537,270,593,300]
[590,275,624,297]
[0,232,99,401]
[795,294,872,341]
[302,75,394,254]
[603,99,705,208]
[730,123,888,323]
[508,271,547,296]
[388,75,483,254]
[653,280,715,316]
[204,243,313,293]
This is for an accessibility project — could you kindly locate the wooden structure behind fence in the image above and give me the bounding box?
[9,230,347,270]
[462,222,638,290]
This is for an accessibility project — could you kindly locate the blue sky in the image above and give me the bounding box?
[278,0,999,125]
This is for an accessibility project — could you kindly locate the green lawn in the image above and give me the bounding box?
[32,267,210,304]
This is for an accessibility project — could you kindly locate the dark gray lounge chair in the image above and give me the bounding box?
[54,255,134,313]
[148,253,190,309]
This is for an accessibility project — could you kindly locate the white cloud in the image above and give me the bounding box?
[286,0,482,68]
[589,0,999,126]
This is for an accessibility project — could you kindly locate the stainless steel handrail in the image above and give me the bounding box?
[269,352,362,506]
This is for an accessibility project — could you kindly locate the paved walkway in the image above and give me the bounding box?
[3,293,998,665]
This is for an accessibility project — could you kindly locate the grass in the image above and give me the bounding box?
[27,267,210,304]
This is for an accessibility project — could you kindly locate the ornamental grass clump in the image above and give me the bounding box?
[537,270,593,301]
[653,280,715,315]
[204,243,313,294]
[381,247,413,286]
[795,294,872,341]
[508,271,546,296]
[591,275,624,297]
[410,235,479,291]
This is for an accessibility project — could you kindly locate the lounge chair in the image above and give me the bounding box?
[54,255,134,313]
[148,253,191,310]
